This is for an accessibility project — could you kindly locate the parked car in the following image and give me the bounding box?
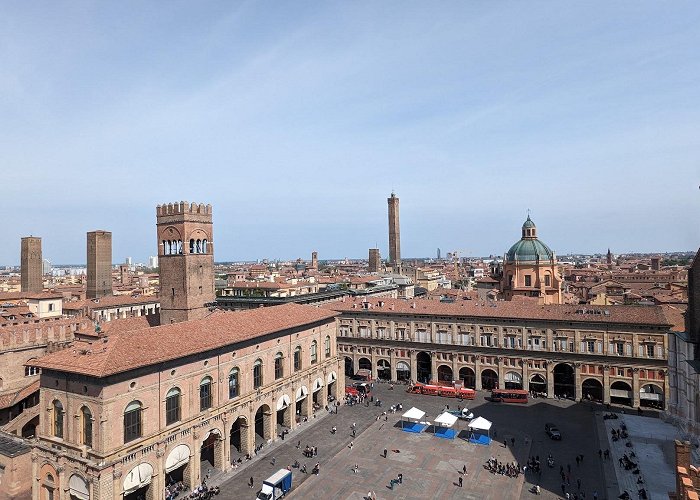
[545,423,562,440]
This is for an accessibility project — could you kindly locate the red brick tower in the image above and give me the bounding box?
[156,201,215,324]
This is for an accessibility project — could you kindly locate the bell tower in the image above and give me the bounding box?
[156,201,215,324]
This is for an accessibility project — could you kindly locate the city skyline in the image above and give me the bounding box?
[2,3,699,264]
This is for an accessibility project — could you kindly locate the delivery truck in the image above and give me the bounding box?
[256,469,292,500]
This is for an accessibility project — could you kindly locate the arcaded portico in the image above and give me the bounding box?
[329,298,670,409]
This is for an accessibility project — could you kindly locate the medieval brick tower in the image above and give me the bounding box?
[21,236,42,293]
[368,248,381,273]
[87,230,113,299]
[387,192,401,272]
[156,201,215,324]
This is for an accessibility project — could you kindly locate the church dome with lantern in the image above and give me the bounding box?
[505,216,556,263]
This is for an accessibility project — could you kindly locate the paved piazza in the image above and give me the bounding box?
[215,379,665,499]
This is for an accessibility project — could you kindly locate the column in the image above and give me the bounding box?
[390,349,397,382]
[370,348,378,380]
[475,356,482,390]
[192,430,202,483]
[632,368,640,408]
[603,366,611,404]
[451,354,459,384]
[497,357,504,389]
[430,322,437,344]
[409,351,417,384]
[574,363,581,401]
[546,363,554,399]
[430,352,437,383]
[662,370,669,412]
[409,321,416,342]
[521,360,529,391]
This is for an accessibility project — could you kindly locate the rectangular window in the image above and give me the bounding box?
[294,350,301,371]
[397,328,405,340]
[311,343,318,364]
[524,275,532,287]
[166,394,181,425]
[200,383,212,411]
[587,341,595,353]
[275,357,283,379]
[544,275,551,287]
[616,343,624,356]
[377,328,385,339]
[124,409,141,443]
[646,344,655,358]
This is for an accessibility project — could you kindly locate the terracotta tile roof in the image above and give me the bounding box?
[30,303,338,378]
[661,304,686,333]
[0,380,40,410]
[63,295,159,311]
[322,297,671,327]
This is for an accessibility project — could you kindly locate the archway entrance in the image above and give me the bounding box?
[164,444,190,488]
[481,369,498,390]
[312,377,324,409]
[437,365,453,384]
[459,367,475,389]
[358,358,371,371]
[254,405,272,446]
[230,416,247,459]
[396,361,411,382]
[200,429,221,475]
[640,383,664,409]
[124,463,153,500]
[529,374,546,395]
[21,415,39,438]
[582,378,603,402]
[296,386,309,419]
[553,363,575,399]
[327,372,337,401]
[276,394,291,436]
[377,359,391,380]
[504,371,523,390]
[610,381,633,407]
[344,357,354,378]
[416,352,431,383]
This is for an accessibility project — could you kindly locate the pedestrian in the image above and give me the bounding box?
[511,437,515,447]
[249,477,254,489]
[598,449,602,459]
[384,448,388,458]
[314,446,318,456]
[352,429,356,437]
[561,483,566,496]
[463,464,467,475]
[458,476,463,487]
[271,457,276,466]
[398,473,403,484]
[577,478,581,490]
[504,439,507,448]
[593,491,598,500]
[349,441,354,449]
[297,440,301,449]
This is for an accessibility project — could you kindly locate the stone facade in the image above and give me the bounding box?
[86,231,113,300]
[156,202,214,324]
[30,310,342,500]
[330,297,669,408]
[368,249,381,273]
[21,238,42,294]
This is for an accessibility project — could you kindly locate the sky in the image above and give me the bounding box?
[2,2,699,265]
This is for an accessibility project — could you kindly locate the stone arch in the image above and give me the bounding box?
[504,371,523,390]
[276,394,292,433]
[344,357,354,377]
[582,378,603,402]
[123,462,154,500]
[437,364,453,383]
[553,363,575,398]
[165,444,191,488]
[377,359,391,380]
[610,380,633,407]
[416,351,431,383]
[358,357,371,371]
[396,360,411,382]
[39,463,59,500]
[459,367,475,389]
[529,373,547,394]
[68,473,90,500]
[640,383,664,409]
[229,415,249,458]
[254,403,273,445]
[200,428,223,475]
[481,369,498,390]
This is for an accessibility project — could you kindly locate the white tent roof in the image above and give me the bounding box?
[69,475,90,500]
[402,407,425,421]
[434,412,458,428]
[468,416,492,431]
[165,444,191,473]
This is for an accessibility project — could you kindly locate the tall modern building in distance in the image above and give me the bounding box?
[20,236,43,293]
[387,192,401,272]
[157,201,215,324]
[87,230,113,299]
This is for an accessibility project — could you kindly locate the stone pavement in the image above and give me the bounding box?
[213,380,628,499]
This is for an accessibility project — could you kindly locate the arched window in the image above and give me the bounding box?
[196,239,201,253]
[203,239,208,253]
[229,368,239,399]
[81,406,93,447]
[274,353,284,380]
[171,240,177,255]
[166,387,181,425]
[25,365,40,376]
[189,239,195,254]
[310,341,318,364]
[544,274,551,287]
[325,336,331,358]
[253,359,263,389]
[199,377,213,411]
[293,346,302,372]
[53,400,64,439]
[123,401,142,443]
[163,240,168,255]
[177,240,183,254]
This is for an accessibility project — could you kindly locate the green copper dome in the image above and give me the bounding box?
[506,238,555,262]
[522,216,536,229]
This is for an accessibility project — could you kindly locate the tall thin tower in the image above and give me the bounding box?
[87,230,113,299]
[388,192,401,272]
[21,237,43,293]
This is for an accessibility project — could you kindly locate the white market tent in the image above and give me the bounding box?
[401,407,426,429]
[468,416,492,431]
[434,412,458,428]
